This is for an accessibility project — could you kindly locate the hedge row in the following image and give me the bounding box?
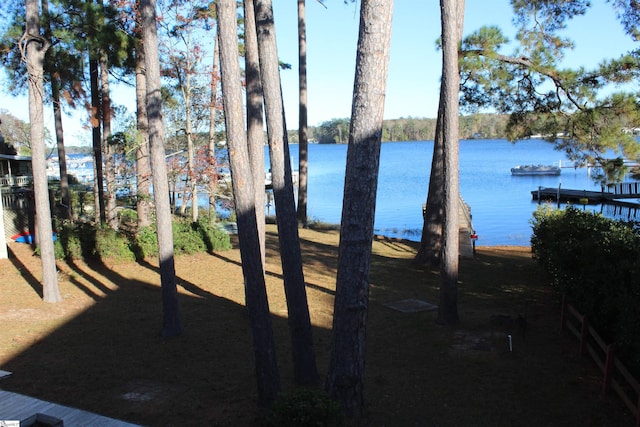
[53,213,232,262]
[531,206,640,372]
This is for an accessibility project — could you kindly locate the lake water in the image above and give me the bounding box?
[272,139,634,246]
[63,139,635,246]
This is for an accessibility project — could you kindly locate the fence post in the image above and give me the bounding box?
[602,344,614,396]
[559,294,567,333]
[0,186,6,259]
[579,315,589,359]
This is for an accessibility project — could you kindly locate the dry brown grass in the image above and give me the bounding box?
[0,224,633,426]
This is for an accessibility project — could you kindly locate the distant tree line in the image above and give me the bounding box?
[286,113,511,144]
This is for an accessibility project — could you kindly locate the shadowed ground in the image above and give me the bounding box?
[0,224,633,426]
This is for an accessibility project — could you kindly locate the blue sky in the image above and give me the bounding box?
[273,0,637,127]
[1,0,637,145]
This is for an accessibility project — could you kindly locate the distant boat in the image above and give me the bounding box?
[511,164,561,176]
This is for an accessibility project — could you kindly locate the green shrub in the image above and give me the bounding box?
[56,220,95,260]
[265,389,343,427]
[94,226,135,262]
[172,218,206,255]
[119,208,138,224]
[53,238,65,259]
[133,225,158,259]
[195,217,232,252]
[531,206,640,373]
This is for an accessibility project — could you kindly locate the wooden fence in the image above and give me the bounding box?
[560,295,640,426]
[0,189,34,240]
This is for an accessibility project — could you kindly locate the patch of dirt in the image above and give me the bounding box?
[0,225,634,426]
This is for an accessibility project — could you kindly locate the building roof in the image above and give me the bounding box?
[0,154,31,161]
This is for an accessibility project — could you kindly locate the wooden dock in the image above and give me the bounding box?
[458,198,476,258]
[532,183,640,207]
[531,187,614,204]
[423,196,476,258]
[0,390,140,426]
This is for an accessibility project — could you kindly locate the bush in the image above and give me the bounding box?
[531,206,640,372]
[56,220,96,260]
[133,225,158,259]
[94,226,136,262]
[119,208,138,225]
[172,218,207,255]
[265,389,342,427]
[195,217,232,252]
[53,238,65,259]
[48,214,230,262]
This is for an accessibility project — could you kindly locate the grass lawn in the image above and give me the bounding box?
[0,224,633,426]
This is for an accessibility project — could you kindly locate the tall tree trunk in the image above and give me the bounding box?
[183,53,198,222]
[100,48,117,230]
[140,0,183,337]
[415,91,445,266]
[296,0,308,226]
[24,0,61,303]
[244,0,266,267]
[254,0,319,387]
[217,0,280,405]
[207,28,219,223]
[89,56,105,224]
[51,77,72,219]
[416,0,465,268]
[135,26,152,229]
[326,0,394,417]
[42,0,71,220]
[437,0,464,325]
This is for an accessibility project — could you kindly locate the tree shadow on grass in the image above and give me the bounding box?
[7,245,42,298]
[1,247,337,426]
[1,230,634,427]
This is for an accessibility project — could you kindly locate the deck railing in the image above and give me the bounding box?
[1,190,32,210]
[0,176,32,187]
[612,182,640,196]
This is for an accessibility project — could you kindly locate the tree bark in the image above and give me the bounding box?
[254,0,319,387]
[134,25,152,229]
[416,0,465,270]
[183,47,198,223]
[326,0,393,417]
[89,56,105,224]
[99,34,117,230]
[415,91,445,266]
[207,28,219,223]
[140,0,183,337]
[218,0,280,405]
[51,77,72,220]
[296,0,309,226]
[42,0,71,220]
[244,0,266,267]
[24,0,61,303]
[437,0,464,325]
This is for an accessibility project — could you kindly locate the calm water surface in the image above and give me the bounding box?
[275,139,623,246]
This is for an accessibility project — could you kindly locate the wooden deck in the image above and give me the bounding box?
[0,390,140,426]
